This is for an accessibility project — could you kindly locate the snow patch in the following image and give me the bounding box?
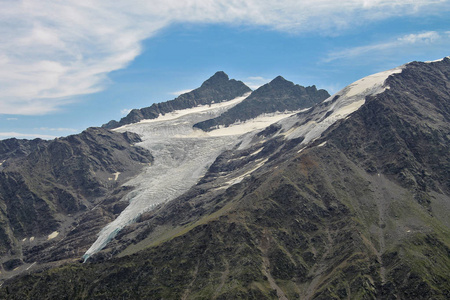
[0,160,5,166]
[26,262,36,271]
[47,231,59,240]
[317,141,327,147]
[297,147,306,154]
[250,148,263,156]
[30,237,34,242]
[108,172,121,181]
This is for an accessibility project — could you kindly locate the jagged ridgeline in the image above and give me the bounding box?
[1,58,450,299]
[102,71,252,129]
[194,76,330,131]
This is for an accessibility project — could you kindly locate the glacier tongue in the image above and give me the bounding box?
[83,93,298,260]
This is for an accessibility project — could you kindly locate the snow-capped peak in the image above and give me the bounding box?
[280,66,404,145]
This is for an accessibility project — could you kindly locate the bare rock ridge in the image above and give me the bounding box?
[102,71,252,129]
[194,76,330,131]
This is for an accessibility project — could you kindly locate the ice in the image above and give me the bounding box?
[340,68,403,98]
[83,94,294,260]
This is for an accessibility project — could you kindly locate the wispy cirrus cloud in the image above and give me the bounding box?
[35,127,78,132]
[1,0,448,115]
[120,109,132,115]
[169,89,194,96]
[324,31,449,63]
[244,76,271,90]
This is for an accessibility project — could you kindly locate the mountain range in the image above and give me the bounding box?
[0,57,449,299]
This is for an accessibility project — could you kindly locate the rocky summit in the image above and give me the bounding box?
[193,76,329,131]
[0,58,449,299]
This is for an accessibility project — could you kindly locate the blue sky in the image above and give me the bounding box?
[1,0,449,140]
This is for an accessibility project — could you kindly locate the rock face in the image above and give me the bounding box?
[193,76,330,131]
[102,71,252,129]
[0,127,153,280]
[1,59,450,299]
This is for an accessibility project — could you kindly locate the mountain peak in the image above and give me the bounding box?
[271,75,287,82]
[201,71,230,87]
[267,75,295,88]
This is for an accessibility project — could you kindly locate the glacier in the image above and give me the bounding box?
[83,66,404,260]
[83,93,300,260]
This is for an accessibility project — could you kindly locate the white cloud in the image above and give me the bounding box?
[6,118,18,121]
[324,31,447,62]
[36,127,78,132]
[120,108,132,115]
[0,0,448,115]
[169,89,194,96]
[244,76,271,90]
[397,31,441,44]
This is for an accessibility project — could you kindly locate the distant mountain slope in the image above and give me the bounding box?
[2,58,449,299]
[0,127,153,280]
[0,138,47,161]
[102,71,251,129]
[194,76,330,131]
